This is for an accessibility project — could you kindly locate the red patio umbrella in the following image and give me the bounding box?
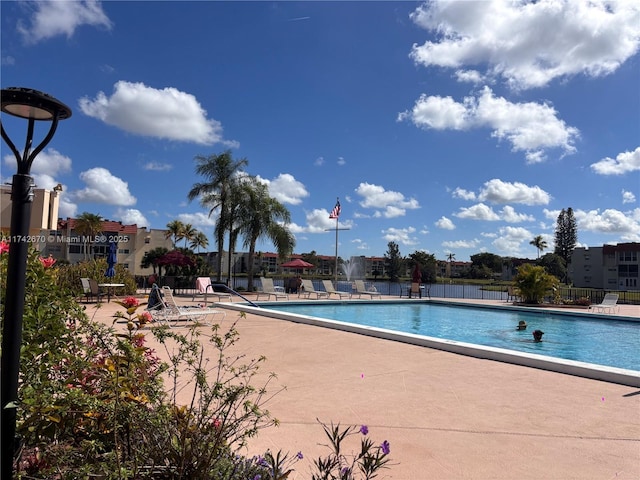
[280,258,314,269]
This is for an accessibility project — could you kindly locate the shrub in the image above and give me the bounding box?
[55,258,138,297]
[514,264,559,304]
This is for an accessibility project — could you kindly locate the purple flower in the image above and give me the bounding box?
[380,440,390,455]
[296,451,304,460]
[359,425,369,435]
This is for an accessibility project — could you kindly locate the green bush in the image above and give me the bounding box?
[56,258,138,297]
[514,263,559,304]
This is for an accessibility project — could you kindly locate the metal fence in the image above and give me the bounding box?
[134,275,639,305]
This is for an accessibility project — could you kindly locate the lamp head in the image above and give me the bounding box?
[1,87,72,121]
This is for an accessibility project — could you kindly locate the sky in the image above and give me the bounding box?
[1,0,639,262]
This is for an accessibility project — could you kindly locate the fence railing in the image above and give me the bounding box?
[134,275,639,305]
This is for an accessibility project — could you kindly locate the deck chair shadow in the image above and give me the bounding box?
[256,277,289,301]
[322,280,351,299]
[192,276,232,303]
[591,293,619,314]
[352,280,382,299]
[299,279,330,299]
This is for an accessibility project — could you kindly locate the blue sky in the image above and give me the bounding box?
[2,0,639,262]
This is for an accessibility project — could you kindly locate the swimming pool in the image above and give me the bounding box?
[257,301,640,372]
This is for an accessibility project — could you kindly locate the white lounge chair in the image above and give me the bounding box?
[322,280,351,299]
[146,285,225,327]
[192,276,232,303]
[352,280,382,299]
[256,277,289,301]
[299,279,330,299]
[591,293,619,314]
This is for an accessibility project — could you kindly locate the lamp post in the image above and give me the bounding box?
[1,87,71,479]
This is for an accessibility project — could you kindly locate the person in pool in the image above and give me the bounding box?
[516,320,527,330]
[532,330,544,342]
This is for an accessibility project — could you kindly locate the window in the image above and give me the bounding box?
[145,237,150,244]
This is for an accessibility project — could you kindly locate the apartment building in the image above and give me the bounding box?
[571,243,639,290]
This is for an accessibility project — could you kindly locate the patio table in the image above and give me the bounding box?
[98,283,125,302]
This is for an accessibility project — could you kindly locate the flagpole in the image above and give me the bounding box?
[334,215,339,284]
[325,197,349,285]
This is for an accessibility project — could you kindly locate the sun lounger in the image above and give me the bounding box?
[146,285,226,327]
[591,293,619,314]
[192,276,232,303]
[299,279,330,299]
[322,280,351,299]
[352,280,382,299]
[256,277,289,301]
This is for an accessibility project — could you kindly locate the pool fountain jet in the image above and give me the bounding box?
[341,256,365,281]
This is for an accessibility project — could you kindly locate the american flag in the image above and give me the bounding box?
[329,199,341,219]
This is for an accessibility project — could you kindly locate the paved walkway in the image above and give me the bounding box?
[89,293,640,479]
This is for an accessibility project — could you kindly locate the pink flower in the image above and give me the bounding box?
[0,240,8,254]
[39,255,56,268]
[122,296,139,309]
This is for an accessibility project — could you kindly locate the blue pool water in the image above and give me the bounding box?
[266,302,640,371]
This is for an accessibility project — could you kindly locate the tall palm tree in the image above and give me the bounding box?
[236,180,295,291]
[187,150,248,282]
[190,231,209,253]
[530,235,548,259]
[165,220,185,248]
[74,212,103,260]
[182,223,197,249]
[446,252,455,278]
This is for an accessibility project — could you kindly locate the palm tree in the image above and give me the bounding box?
[190,231,209,253]
[187,150,248,282]
[236,180,295,291]
[530,235,548,259]
[446,252,455,279]
[74,212,103,260]
[182,223,197,249]
[165,220,185,248]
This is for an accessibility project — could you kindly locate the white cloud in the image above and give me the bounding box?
[500,206,535,223]
[442,239,480,249]
[3,148,72,178]
[382,227,419,246]
[258,173,309,205]
[454,203,501,221]
[435,216,455,230]
[452,187,476,201]
[590,146,640,175]
[176,212,218,228]
[296,208,353,234]
[575,208,640,239]
[17,0,112,44]
[314,156,324,166]
[142,161,173,172]
[73,167,136,206]
[409,0,640,90]
[491,226,533,256]
[114,208,149,228]
[79,81,235,146]
[337,156,346,166]
[622,190,636,204]
[478,179,552,205]
[399,87,579,163]
[355,182,420,217]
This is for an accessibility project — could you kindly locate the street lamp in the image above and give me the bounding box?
[1,87,71,479]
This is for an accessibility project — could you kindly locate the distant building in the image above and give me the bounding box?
[571,243,639,291]
[0,183,62,240]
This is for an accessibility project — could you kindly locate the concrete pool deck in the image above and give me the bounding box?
[89,294,640,479]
